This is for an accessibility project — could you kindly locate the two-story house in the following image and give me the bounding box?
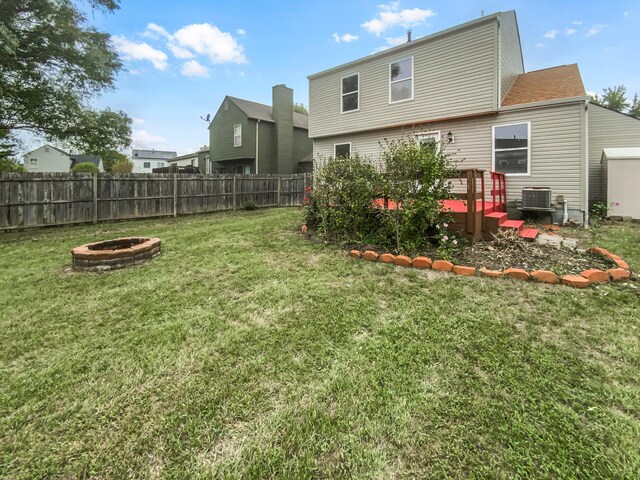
[308,11,640,224]
[208,84,313,174]
[131,149,177,173]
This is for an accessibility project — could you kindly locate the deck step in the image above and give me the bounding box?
[518,228,539,241]
[486,212,508,224]
[500,219,525,232]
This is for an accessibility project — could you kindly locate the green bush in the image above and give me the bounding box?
[111,159,133,173]
[0,158,27,172]
[379,134,459,251]
[305,134,460,254]
[308,153,383,243]
[70,162,99,173]
[244,201,258,211]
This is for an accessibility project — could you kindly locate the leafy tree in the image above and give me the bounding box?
[590,85,640,117]
[111,157,134,173]
[629,94,640,119]
[99,149,129,172]
[70,161,99,173]
[0,0,131,155]
[293,103,309,115]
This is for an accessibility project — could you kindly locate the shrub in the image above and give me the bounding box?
[590,201,608,221]
[244,201,258,211]
[310,153,383,243]
[379,134,459,252]
[0,158,27,172]
[70,162,99,173]
[111,159,134,173]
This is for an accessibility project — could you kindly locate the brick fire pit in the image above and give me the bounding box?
[71,237,161,272]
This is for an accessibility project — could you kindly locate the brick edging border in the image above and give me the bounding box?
[345,246,632,289]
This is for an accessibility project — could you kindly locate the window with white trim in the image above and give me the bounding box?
[233,124,242,147]
[389,57,413,103]
[143,162,151,168]
[341,73,359,113]
[30,158,37,165]
[416,131,441,152]
[492,122,530,175]
[157,162,164,167]
[334,143,351,158]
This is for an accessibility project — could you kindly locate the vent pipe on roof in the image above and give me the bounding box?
[407,30,412,42]
[481,10,484,17]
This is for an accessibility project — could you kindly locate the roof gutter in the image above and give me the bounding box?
[499,95,589,112]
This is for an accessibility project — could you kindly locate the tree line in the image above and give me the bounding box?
[590,85,640,118]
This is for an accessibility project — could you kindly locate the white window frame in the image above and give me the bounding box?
[333,142,352,158]
[340,73,359,114]
[143,161,151,169]
[30,158,38,165]
[157,162,164,167]
[415,131,441,151]
[233,124,242,148]
[389,56,414,104]
[491,121,531,177]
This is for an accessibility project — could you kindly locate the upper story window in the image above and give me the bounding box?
[334,142,351,158]
[234,124,242,147]
[30,158,37,165]
[341,73,359,113]
[389,56,413,103]
[492,122,531,176]
[143,162,151,168]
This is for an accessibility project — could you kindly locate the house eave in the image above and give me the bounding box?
[500,95,588,112]
[310,110,499,140]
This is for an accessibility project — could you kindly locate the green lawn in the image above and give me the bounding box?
[1,209,638,479]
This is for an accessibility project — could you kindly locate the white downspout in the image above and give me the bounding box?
[584,99,589,227]
[255,119,261,174]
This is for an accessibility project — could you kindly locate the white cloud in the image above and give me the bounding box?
[237,28,246,35]
[535,42,545,48]
[586,24,607,36]
[572,20,583,25]
[332,32,359,43]
[544,29,558,39]
[385,35,407,46]
[371,46,389,54]
[180,60,210,78]
[112,35,168,70]
[362,3,436,36]
[623,11,628,18]
[142,23,170,40]
[564,28,577,36]
[132,130,166,149]
[132,118,146,124]
[586,90,597,98]
[173,23,246,64]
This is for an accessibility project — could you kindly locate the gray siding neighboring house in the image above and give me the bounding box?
[308,10,638,224]
[131,149,177,173]
[208,84,312,174]
[22,145,72,172]
[166,146,210,172]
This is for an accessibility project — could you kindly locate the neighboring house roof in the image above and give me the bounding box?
[70,155,101,168]
[168,151,199,162]
[228,96,309,129]
[601,147,640,162]
[299,152,313,163]
[501,64,586,107]
[23,144,69,157]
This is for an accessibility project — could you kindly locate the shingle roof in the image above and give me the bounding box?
[228,96,309,129]
[501,64,586,107]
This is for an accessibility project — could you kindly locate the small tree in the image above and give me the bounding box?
[380,134,459,252]
[70,162,99,173]
[111,158,134,173]
[629,94,640,119]
[293,103,309,115]
[100,149,130,172]
[311,154,383,243]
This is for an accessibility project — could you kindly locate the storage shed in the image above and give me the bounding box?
[601,148,640,220]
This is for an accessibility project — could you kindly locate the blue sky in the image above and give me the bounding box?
[75,0,640,155]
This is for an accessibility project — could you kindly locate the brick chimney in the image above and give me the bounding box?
[272,84,294,174]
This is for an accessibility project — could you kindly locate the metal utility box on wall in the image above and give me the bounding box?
[601,148,640,220]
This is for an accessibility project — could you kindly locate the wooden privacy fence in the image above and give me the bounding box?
[0,172,313,230]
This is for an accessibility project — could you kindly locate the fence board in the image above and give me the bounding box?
[0,172,311,230]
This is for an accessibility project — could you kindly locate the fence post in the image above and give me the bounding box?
[232,175,237,210]
[277,176,282,207]
[92,172,98,224]
[173,173,178,217]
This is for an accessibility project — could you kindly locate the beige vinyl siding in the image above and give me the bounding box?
[588,103,640,204]
[314,102,584,209]
[498,11,524,101]
[309,19,498,138]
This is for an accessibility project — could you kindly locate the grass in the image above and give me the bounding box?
[1,209,639,479]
